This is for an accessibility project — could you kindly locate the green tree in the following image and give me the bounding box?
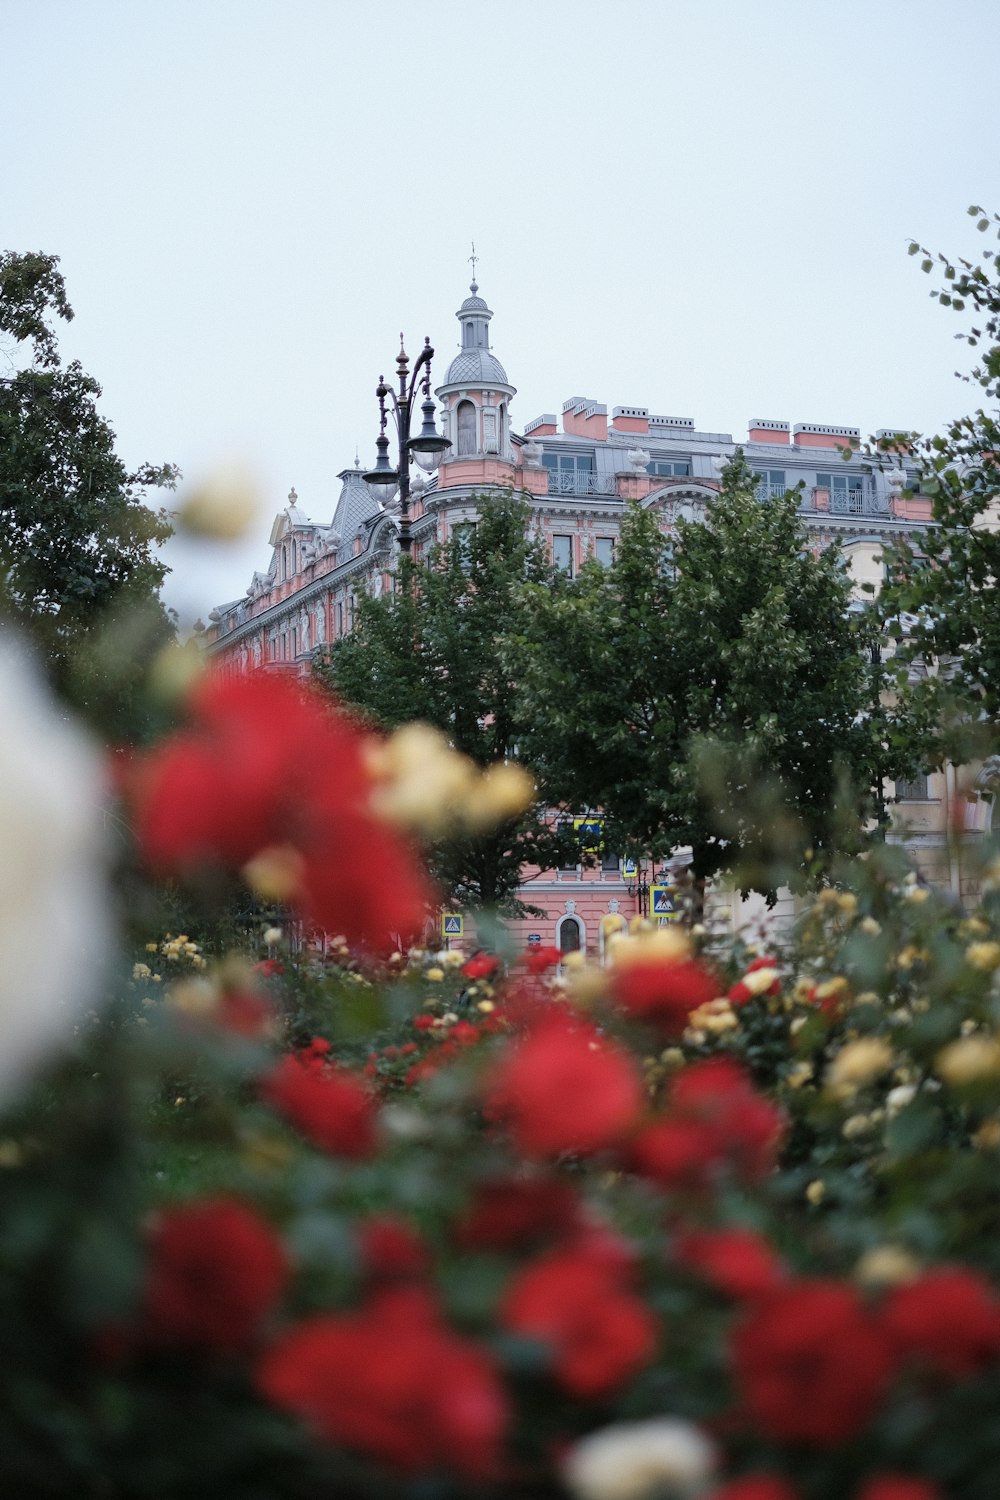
[313,492,573,913]
[878,208,1000,768]
[512,452,885,892]
[0,251,177,735]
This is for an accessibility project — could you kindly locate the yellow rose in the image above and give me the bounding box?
[826,1037,894,1097]
[966,941,1000,972]
[936,1035,1000,1086]
[855,1245,921,1288]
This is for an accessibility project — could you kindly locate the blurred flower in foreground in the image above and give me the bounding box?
[0,636,110,1098]
[368,721,534,837]
[562,1416,716,1500]
[130,670,431,951]
[176,462,262,540]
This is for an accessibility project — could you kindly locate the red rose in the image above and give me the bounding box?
[131,671,431,951]
[610,956,719,1035]
[257,1303,507,1479]
[882,1267,1000,1378]
[501,1245,657,1398]
[855,1478,944,1500]
[707,1476,803,1500]
[262,1050,378,1158]
[731,1279,895,1444]
[451,1020,481,1045]
[630,1116,721,1192]
[483,1013,644,1159]
[706,1479,800,1500]
[523,944,563,975]
[358,1217,430,1283]
[218,987,275,1038]
[631,1059,784,1191]
[463,952,500,980]
[144,1197,287,1353]
[675,1227,786,1301]
[456,1176,583,1250]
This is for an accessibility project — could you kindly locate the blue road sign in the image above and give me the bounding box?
[650,884,678,917]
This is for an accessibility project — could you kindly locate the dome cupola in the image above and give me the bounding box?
[436,256,516,465]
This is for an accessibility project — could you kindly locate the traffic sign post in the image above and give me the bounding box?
[441,913,464,946]
[649,884,681,923]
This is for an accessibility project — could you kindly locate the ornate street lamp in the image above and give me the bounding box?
[625,860,656,919]
[363,334,450,561]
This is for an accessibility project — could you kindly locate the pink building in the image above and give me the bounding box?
[203,279,941,955]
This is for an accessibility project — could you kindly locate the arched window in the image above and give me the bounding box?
[557,915,582,955]
[457,400,477,457]
[498,401,507,453]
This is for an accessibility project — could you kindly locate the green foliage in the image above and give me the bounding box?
[0,251,177,736]
[313,492,575,912]
[512,451,885,891]
[880,208,1000,766]
[7,831,1000,1497]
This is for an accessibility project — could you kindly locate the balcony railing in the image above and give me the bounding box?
[812,483,888,517]
[755,482,787,502]
[544,470,619,497]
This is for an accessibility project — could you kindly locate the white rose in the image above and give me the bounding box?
[563,1418,717,1500]
[0,637,111,1097]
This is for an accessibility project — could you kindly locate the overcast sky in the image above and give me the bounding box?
[4,0,999,624]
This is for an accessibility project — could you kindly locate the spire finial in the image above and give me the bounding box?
[468,240,479,294]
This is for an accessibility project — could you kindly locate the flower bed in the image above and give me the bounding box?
[3,655,1000,1500]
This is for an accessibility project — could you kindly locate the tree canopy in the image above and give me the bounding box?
[0,251,177,732]
[878,208,1000,769]
[313,493,573,913]
[511,452,886,891]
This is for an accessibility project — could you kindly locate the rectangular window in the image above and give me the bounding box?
[895,774,931,801]
[552,534,574,575]
[817,470,864,514]
[543,452,595,494]
[594,536,615,567]
[753,468,786,500]
[647,459,691,477]
[556,818,577,873]
[453,521,476,569]
[600,851,620,873]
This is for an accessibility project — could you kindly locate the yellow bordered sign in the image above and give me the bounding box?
[649,884,681,923]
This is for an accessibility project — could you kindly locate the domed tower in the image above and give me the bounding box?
[435,275,516,470]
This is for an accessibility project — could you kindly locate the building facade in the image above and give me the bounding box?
[202,279,986,951]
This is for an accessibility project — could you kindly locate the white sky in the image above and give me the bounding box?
[4,0,999,625]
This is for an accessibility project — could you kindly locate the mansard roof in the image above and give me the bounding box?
[331,463,384,541]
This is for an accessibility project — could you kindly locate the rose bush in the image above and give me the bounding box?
[3,663,1000,1499]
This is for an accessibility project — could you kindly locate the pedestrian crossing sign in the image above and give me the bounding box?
[621,857,637,878]
[649,884,680,922]
[573,816,603,852]
[442,913,464,937]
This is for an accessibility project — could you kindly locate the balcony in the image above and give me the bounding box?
[755,482,787,502]
[544,470,618,498]
[811,482,888,518]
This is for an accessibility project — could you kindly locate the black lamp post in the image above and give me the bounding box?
[363,335,451,561]
[625,861,656,919]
